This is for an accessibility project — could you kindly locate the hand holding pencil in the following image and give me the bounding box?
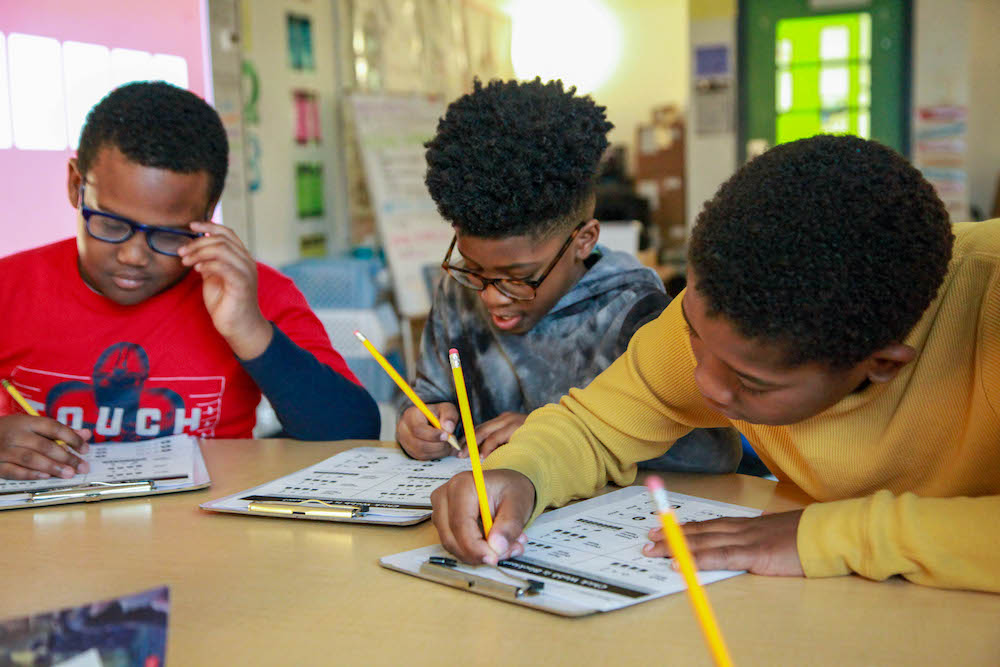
[0,379,91,481]
[354,331,461,459]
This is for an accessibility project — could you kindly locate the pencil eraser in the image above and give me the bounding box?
[448,348,458,355]
[645,476,665,492]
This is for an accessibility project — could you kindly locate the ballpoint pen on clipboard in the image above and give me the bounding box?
[647,476,734,667]
[449,348,493,536]
[354,331,461,451]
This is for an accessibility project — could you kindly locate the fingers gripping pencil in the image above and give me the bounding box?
[2,378,87,460]
[353,331,461,451]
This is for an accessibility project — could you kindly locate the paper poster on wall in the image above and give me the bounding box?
[295,163,324,218]
[913,105,968,222]
[693,44,733,135]
[348,93,453,318]
[287,13,314,70]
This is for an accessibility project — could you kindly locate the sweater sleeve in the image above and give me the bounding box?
[797,265,1000,592]
[241,323,380,440]
[797,492,1000,592]
[485,293,730,521]
[395,281,457,418]
[249,265,380,441]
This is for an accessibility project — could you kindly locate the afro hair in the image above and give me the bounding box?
[688,134,953,369]
[424,78,613,239]
[77,81,228,207]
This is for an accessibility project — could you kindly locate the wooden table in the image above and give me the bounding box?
[5,440,999,665]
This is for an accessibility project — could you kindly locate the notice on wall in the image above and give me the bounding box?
[913,105,969,222]
[348,93,452,318]
[693,44,733,135]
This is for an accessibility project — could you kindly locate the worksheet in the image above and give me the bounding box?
[382,486,762,615]
[0,435,197,498]
[201,447,472,524]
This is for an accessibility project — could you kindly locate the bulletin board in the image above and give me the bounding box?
[347,93,451,318]
[341,0,514,320]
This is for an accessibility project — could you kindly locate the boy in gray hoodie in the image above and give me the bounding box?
[396,79,739,472]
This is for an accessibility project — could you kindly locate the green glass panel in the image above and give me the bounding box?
[773,11,871,144]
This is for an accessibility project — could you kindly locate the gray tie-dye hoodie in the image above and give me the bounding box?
[398,246,741,473]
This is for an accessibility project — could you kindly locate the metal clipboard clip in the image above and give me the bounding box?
[246,499,370,519]
[420,557,544,600]
[30,480,154,503]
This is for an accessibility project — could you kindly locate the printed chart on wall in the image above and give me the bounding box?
[348,93,452,318]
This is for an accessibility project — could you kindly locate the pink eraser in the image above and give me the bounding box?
[448,348,458,355]
[645,476,665,492]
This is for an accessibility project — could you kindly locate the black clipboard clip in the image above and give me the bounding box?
[420,557,544,600]
[246,499,370,519]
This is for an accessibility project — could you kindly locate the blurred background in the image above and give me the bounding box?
[2,0,997,436]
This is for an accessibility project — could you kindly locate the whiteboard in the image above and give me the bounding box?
[348,93,453,318]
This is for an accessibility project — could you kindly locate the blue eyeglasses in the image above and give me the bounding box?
[79,185,203,257]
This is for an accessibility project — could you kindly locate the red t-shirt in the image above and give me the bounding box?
[0,239,358,441]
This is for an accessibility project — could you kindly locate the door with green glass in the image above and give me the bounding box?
[739,0,910,160]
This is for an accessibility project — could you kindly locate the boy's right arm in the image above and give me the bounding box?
[397,402,460,459]
[0,415,90,480]
[431,298,726,561]
[395,286,461,458]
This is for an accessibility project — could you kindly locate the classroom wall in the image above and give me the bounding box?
[967,0,1000,218]
[0,0,209,259]
[238,0,349,266]
[592,0,689,172]
[684,0,999,231]
[685,0,737,232]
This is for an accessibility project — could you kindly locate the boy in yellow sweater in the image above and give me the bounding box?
[430,134,1000,593]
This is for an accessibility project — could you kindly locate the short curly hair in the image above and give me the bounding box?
[425,78,613,239]
[77,81,228,207]
[689,134,953,369]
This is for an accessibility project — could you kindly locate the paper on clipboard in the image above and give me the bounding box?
[380,486,761,616]
[0,435,209,509]
[200,446,471,525]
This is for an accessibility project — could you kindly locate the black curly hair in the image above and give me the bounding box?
[425,78,613,239]
[77,81,228,207]
[689,134,953,369]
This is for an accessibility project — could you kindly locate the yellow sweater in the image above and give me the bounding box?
[486,221,1000,592]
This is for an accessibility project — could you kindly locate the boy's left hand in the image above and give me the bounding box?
[469,412,528,459]
[642,509,805,576]
[179,222,273,360]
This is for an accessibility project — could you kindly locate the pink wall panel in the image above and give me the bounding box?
[0,1,209,258]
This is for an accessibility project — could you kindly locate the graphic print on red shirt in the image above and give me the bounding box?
[0,239,359,442]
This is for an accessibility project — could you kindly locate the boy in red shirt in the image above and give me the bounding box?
[0,82,379,481]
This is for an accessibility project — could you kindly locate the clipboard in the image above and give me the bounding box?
[0,435,210,511]
[380,486,761,617]
[200,446,471,525]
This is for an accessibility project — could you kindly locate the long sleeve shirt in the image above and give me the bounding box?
[486,220,1000,592]
[400,246,741,473]
[0,238,380,442]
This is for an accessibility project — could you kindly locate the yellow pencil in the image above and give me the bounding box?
[353,331,460,451]
[2,378,86,460]
[646,475,734,667]
[448,348,493,536]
